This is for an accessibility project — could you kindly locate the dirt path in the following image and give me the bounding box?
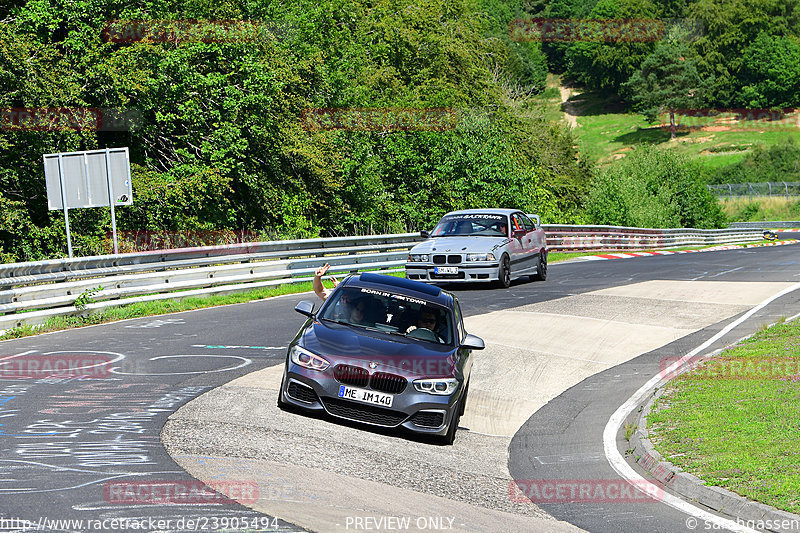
[559,86,578,129]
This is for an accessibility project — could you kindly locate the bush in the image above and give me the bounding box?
[585,145,725,228]
[709,138,800,185]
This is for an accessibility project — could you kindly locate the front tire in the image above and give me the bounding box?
[442,397,464,445]
[277,374,289,409]
[496,255,511,288]
[532,251,547,282]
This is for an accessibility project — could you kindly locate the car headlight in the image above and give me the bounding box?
[290,346,330,372]
[466,253,495,262]
[408,253,429,262]
[413,378,459,395]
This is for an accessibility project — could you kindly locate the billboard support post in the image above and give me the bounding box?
[104,148,118,254]
[56,153,74,258]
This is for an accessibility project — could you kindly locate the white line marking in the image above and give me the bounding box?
[0,351,37,363]
[110,355,251,376]
[709,266,745,279]
[603,281,800,533]
[42,350,125,370]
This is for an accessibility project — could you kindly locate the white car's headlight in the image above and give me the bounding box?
[466,253,496,262]
[413,378,459,395]
[290,346,330,372]
[408,253,429,262]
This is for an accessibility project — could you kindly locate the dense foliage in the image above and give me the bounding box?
[536,0,800,107]
[586,145,725,228]
[709,138,800,185]
[0,0,590,261]
[1,0,760,262]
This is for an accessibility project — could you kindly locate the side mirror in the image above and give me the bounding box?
[461,334,485,350]
[295,300,315,318]
[420,230,430,239]
[512,228,526,238]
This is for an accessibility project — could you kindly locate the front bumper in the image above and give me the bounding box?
[405,263,500,283]
[279,363,462,436]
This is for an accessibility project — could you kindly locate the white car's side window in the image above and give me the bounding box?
[520,214,535,231]
[511,214,525,233]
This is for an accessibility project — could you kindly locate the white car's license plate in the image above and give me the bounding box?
[338,385,394,407]
[434,266,458,274]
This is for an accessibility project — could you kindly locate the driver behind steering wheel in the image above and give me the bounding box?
[407,309,445,343]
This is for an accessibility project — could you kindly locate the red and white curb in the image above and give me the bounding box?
[578,239,799,261]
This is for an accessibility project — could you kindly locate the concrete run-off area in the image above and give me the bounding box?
[162,280,794,533]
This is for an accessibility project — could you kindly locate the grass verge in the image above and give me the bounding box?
[0,281,319,341]
[554,78,800,169]
[718,196,800,222]
[648,317,800,514]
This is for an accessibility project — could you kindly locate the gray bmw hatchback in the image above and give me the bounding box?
[277,272,484,444]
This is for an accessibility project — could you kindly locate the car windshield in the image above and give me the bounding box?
[431,214,508,237]
[319,287,454,345]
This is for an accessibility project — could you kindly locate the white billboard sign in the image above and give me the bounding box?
[43,147,132,257]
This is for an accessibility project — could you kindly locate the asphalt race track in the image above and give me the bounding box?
[1,240,799,532]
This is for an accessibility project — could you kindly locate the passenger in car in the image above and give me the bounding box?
[313,263,338,300]
[347,297,370,326]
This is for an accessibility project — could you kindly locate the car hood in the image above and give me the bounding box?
[411,236,510,254]
[301,320,456,378]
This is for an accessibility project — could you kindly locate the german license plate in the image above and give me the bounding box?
[337,385,394,408]
[434,266,458,274]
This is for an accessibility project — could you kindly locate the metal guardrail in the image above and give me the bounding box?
[0,226,764,332]
[728,221,800,229]
[544,225,763,252]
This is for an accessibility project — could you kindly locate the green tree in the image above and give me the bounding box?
[539,0,598,72]
[688,0,800,106]
[623,41,706,139]
[739,32,800,108]
[564,0,657,91]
